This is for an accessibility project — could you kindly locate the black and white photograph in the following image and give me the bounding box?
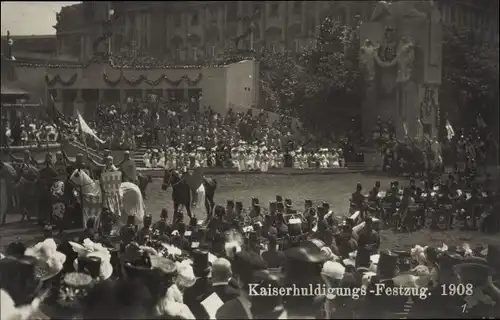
[0,1,499,319]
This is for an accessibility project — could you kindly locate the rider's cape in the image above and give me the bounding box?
[183,167,203,191]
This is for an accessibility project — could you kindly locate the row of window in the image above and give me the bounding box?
[171,2,304,28]
[167,39,305,61]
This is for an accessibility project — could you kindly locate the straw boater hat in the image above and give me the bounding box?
[24,239,66,281]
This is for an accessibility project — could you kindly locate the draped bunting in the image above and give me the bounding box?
[102,72,203,87]
[45,73,78,86]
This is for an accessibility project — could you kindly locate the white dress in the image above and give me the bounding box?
[143,152,151,168]
[158,152,166,168]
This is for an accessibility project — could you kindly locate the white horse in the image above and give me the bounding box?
[70,169,145,230]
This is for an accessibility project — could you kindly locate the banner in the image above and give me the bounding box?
[77,110,105,144]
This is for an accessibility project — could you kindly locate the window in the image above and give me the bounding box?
[269,3,279,18]
[270,41,277,53]
[293,1,301,14]
[193,47,198,61]
[174,15,181,27]
[175,48,180,60]
[191,13,199,26]
[294,39,300,52]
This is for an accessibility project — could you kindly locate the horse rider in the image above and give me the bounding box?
[62,152,91,176]
[119,150,137,184]
[0,161,17,225]
[91,155,119,173]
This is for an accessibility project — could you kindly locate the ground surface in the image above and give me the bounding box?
[2,173,499,251]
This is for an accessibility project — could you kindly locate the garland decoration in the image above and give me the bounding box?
[102,72,121,87]
[102,72,203,87]
[45,73,78,86]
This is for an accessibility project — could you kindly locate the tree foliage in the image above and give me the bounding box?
[259,17,363,136]
[441,25,498,129]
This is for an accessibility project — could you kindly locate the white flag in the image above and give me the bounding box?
[445,120,455,141]
[77,110,104,144]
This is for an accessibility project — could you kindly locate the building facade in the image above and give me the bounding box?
[54,1,498,63]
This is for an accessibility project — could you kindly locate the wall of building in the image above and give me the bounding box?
[225,59,258,113]
[199,65,227,114]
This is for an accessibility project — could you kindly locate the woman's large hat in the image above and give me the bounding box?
[24,239,66,281]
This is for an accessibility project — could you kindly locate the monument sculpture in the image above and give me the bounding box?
[359,0,442,141]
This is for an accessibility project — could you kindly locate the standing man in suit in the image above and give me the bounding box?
[211,258,239,302]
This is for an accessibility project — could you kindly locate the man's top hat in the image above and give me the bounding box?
[377,250,398,279]
[276,202,284,212]
[127,215,136,225]
[276,195,283,202]
[0,256,40,306]
[192,249,210,277]
[77,256,102,279]
[269,201,277,213]
[189,217,198,227]
[254,205,261,215]
[5,241,26,257]
[235,201,243,210]
[160,208,168,219]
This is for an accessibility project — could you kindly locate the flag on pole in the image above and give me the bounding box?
[47,95,71,130]
[416,118,424,142]
[76,110,105,144]
[476,114,487,129]
[402,122,408,137]
[445,120,455,141]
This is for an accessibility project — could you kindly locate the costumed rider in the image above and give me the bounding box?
[62,152,91,176]
[91,155,122,228]
[119,150,137,184]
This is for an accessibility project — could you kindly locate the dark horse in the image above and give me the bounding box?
[161,169,217,220]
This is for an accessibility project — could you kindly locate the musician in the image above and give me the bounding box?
[368,181,381,202]
[136,214,153,245]
[398,187,415,229]
[261,227,286,268]
[351,183,366,217]
[153,208,171,238]
[357,217,380,257]
[275,213,289,238]
[335,225,358,258]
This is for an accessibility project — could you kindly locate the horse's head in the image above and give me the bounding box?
[70,169,92,187]
[162,169,180,190]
